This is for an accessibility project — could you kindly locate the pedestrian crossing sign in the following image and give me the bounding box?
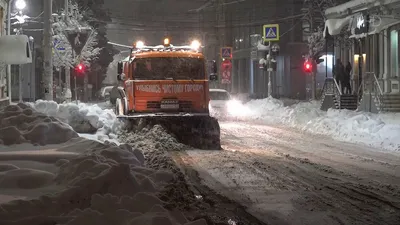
[263,24,280,41]
[221,47,232,59]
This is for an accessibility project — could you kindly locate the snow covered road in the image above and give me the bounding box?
[173,121,400,225]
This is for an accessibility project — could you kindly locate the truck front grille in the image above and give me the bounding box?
[147,101,160,109]
[179,101,192,109]
[146,100,193,109]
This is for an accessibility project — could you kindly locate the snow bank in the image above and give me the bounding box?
[0,103,78,145]
[28,100,122,142]
[0,167,55,189]
[120,125,217,217]
[0,137,208,225]
[237,97,400,151]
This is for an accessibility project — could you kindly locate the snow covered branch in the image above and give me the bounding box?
[304,0,350,58]
[52,2,102,69]
[307,26,325,58]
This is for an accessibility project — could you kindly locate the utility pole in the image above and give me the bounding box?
[6,0,12,103]
[43,0,53,100]
[64,0,71,102]
[308,2,317,100]
[83,70,88,102]
[267,41,272,97]
[215,0,225,90]
[17,28,23,102]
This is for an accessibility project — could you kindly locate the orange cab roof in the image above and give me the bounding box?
[133,51,204,59]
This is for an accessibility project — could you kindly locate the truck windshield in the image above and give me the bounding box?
[132,57,205,80]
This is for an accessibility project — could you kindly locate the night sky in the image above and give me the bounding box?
[104,0,209,47]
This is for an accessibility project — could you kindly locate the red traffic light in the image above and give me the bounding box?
[304,61,312,73]
[76,64,85,73]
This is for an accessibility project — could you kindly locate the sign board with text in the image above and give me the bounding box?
[221,60,232,84]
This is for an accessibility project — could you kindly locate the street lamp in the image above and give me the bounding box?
[6,0,26,103]
[15,0,26,10]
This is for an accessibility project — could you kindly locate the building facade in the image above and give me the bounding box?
[324,0,400,112]
[324,0,400,94]
[201,0,308,99]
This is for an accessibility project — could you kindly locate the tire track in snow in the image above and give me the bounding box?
[178,121,400,225]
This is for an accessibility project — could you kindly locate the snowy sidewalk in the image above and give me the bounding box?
[230,97,400,152]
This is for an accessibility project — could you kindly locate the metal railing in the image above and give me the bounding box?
[361,72,384,110]
[321,77,343,109]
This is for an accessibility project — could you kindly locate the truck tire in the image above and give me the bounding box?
[110,86,124,105]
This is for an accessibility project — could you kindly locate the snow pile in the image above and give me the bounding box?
[0,167,55,189]
[28,100,122,142]
[120,126,225,221]
[123,124,189,152]
[0,139,208,225]
[239,97,400,151]
[0,103,78,145]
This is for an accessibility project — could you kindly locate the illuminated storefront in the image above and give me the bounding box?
[324,0,400,94]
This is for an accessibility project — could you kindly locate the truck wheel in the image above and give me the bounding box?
[110,86,122,105]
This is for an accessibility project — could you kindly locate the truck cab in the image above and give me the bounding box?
[114,38,218,116]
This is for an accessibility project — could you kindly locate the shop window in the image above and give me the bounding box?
[390,30,398,77]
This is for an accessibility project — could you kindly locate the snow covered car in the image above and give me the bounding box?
[209,89,242,119]
[97,86,114,102]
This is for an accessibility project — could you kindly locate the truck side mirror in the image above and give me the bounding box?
[209,74,218,81]
[117,73,126,81]
[117,62,123,75]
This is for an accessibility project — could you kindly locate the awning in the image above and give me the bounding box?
[349,16,400,38]
[323,17,352,38]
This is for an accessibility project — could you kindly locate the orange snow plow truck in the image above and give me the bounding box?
[110,38,221,149]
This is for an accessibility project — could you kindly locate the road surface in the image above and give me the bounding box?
[173,121,400,225]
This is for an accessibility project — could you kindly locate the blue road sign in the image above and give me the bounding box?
[263,24,280,41]
[54,38,65,51]
[221,47,232,59]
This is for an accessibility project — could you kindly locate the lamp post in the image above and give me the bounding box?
[6,0,26,103]
[29,36,34,102]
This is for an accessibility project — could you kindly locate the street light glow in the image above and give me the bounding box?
[190,40,201,50]
[15,0,26,10]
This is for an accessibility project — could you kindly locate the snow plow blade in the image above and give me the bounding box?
[119,113,221,150]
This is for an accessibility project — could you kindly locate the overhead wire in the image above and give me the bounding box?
[105,12,307,29]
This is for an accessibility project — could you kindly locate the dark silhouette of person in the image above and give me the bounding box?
[333,58,345,93]
[344,62,352,94]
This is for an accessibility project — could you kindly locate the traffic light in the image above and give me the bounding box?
[304,61,312,73]
[75,63,85,74]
